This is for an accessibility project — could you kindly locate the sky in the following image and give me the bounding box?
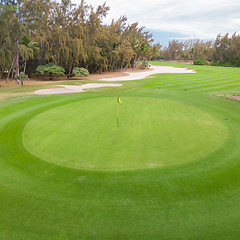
[72,0,240,46]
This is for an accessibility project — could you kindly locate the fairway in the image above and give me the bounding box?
[1,62,240,240]
[23,97,228,170]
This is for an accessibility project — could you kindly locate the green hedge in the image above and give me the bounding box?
[193,59,206,65]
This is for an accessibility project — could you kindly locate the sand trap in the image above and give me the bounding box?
[34,83,122,95]
[34,65,195,95]
[227,95,240,101]
[217,94,240,101]
[99,65,196,81]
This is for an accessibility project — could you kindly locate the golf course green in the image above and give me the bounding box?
[1,62,240,239]
[23,97,228,170]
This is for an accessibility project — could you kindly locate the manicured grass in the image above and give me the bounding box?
[146,61,240,94]
[0,62,240,239]
[23,97,228,170]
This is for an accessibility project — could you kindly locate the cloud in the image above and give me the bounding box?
[72,0,240,41]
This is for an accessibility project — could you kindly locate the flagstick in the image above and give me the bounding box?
[117,101,119,127]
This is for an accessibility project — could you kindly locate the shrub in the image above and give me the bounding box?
[16,72,29,81]
[139,61,150,69]
[36,63,65,80]
[222,62,234,67]
[72,67,89,77]
[210,62,221,66]
[193,59,206,65]
[231,57,240,67]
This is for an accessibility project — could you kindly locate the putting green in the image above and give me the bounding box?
[23,97,228,171]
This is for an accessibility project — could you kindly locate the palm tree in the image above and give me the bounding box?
[19,35,39,74]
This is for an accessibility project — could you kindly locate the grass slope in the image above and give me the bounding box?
[0,62,240,239]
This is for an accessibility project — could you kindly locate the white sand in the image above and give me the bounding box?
[99,65,196,81]
[34,65,195,95]
[34,83,122,95]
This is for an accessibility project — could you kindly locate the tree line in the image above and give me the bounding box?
[159,33,240,67]
[0,0,160,80]
[2,0,240,81]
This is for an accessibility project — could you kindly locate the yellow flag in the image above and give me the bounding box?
[117,97,122,105]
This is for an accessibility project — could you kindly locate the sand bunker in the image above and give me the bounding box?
[34,83,122,95]
[227,95,240,101]
[99,65,195,81]
[34,65,195,95]
[217,94,240,101]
